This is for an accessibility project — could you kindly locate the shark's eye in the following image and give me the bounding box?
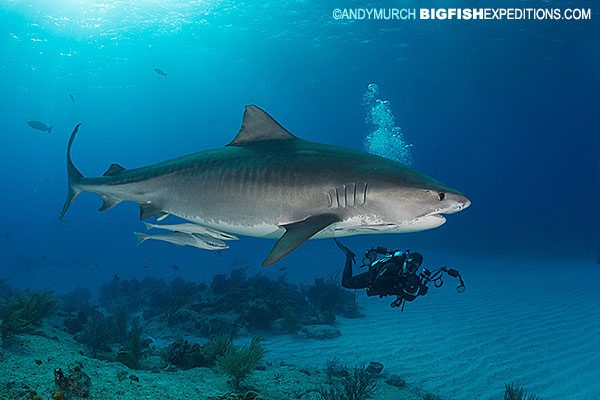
[437,192,445,201]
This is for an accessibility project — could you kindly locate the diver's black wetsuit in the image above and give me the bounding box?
[341,255,369,289]
[335,238,465,309]
[341,251,415,297]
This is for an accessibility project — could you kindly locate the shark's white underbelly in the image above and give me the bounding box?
[163,210,446,241]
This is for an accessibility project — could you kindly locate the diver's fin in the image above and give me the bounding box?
[134,232,150,244]
[60,124,84,219]
[139,202,163,220]
[227,105,297,146]
[103,163,126,176]
[262,213,339,266]
[98,195,121,212]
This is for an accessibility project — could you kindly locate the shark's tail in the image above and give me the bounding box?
[134,232,150,244]
[60,124,84,219]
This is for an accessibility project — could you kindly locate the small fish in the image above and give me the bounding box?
[27,120,52,133]
[153,68,168,77]
[113,274,120,281]
[169,264,180,271]
[134,231,228,250]
[69,94,75,103]
[143,222,238,241]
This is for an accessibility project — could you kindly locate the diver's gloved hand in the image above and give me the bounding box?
[333,238,356,262]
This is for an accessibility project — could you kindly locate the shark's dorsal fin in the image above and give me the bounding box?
[262,213,340,266]
[103,163,126,176]
[227,105,297,146]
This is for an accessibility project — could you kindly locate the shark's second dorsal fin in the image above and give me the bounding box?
[227,105,297,146]
[103,163,126,176]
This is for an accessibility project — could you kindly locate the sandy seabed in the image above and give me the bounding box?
[267,259,600,400]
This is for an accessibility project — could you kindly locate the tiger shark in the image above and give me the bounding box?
[61,105,470,266]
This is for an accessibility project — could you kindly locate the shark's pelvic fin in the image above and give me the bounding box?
[60,123,84,219]
[262,213,340,266]
[139,202,163,220]
[98,195,121,212]
[227,105,297,146]
[103,163,127,176]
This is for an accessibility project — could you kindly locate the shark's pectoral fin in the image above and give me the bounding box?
[139,202,163,220]
[98,195,121,212]
[262,213,340,266]
[227,105,297,146]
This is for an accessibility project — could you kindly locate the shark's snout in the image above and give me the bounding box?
[441,192,471,214]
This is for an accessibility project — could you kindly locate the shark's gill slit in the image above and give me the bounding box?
[326,192,333,208]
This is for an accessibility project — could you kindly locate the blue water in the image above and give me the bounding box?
[0,1,598,398]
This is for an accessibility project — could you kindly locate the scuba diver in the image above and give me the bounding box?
[334,238,465,311]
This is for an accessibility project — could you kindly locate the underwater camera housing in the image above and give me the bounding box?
[391,266,466,312]
[420,267,466,294]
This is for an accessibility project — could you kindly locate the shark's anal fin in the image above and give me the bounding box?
[262,213,340,266]
[98,195,121,212]
[139,202,163,220]
[103,163,126,176]
[227,105,297,146]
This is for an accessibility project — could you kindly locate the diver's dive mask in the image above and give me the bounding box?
[403,252,423,274]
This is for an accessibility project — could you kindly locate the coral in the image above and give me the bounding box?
[384,374,405,388]
[325,358,349,383]
[163,333,234,370]
[99,276,206,320]
[0,381,38,400]
[317,365,378,400]
[207,392,263,400]
[163,339,210,369]
[60,288,91,313]
[116,319,146,369]
[422,394,442,400]
[1,291,56,346]
[504,383,539,400]
[75,309,128,356]
[300,325,341,340]
[52,389,65,400]
[364,362,384,377]
[304,277,362,321]
[217,337,265,390]
[54,363,91,398]
[204,334,233,361]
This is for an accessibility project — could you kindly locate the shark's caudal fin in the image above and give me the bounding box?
[60,124,84,219]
